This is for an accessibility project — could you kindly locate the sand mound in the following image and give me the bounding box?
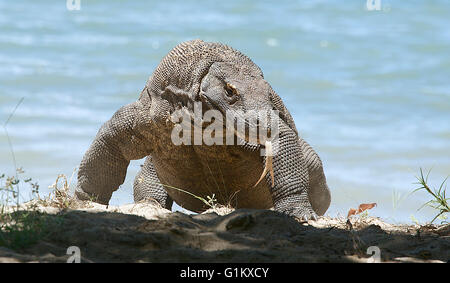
[0,201,448,263]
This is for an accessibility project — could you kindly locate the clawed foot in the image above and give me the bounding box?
[295,210,318,222]
[281,206,318,222]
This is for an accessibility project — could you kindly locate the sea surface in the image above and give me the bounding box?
[0,0,449,223]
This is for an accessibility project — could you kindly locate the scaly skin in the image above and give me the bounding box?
[75,40,331,220]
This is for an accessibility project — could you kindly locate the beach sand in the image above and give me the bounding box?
[0,200,448,263]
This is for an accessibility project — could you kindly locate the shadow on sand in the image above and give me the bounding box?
[0,208,448,262]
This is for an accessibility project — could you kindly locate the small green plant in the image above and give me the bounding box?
[0,168,40,207]
[391,188,408,213]
[0,169,53,250]
[413,168,449,224]
[0,209,53,250]
[358,210,370,220]
[133,176,221,210]
[0,98,63,249]
[205,194,218,208]
[410,214,420,226]
[160,182,219,209]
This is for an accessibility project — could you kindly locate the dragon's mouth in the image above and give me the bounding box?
[200,94,277,146]
[198,91,215,113]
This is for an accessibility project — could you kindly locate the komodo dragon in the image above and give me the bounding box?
[75,39,331,220]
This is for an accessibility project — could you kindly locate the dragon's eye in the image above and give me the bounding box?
[225,83,238,98]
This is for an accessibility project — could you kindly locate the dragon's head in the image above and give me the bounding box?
[198,62,273,114]
[197,61,279,145]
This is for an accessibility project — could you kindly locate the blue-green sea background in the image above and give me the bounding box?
[0,0,449,223]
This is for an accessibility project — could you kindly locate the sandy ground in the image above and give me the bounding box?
[0,200,448,263]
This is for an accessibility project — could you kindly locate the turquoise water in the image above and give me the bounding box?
[0,0,449,223]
